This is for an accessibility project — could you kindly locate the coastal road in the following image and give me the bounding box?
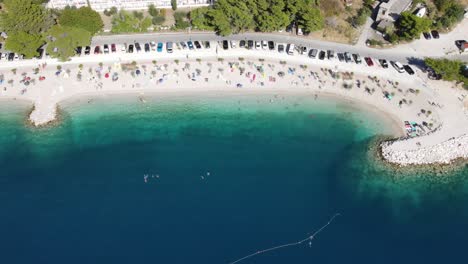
[92,30,468,65]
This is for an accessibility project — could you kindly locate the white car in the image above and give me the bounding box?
[121,44,126,53]
[1,53,6,60]
[261,41,268,50]
[255,41,261,49]
[150,41,156,51]
[14,53,19,60]
[391,61,405,73]
[230,41,236,49]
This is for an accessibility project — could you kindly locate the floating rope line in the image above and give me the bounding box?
[228,213,341,264]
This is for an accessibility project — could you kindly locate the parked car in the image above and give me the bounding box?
[204,41,211,49]
[261,41,268,50]
[431,30,440,39]
[194,41,202,49]
[187,41,194,50]
[8,53,14,61]
[111,44,116,53]
[94,46,101,54]
[364,57,374,66]
[455,40,467,50]
[268,41,275,50]
[75,46,82,56]
[337,53,345,62]
[327,50,334,59]
[36,48,44,59]
[103,44,109,54]
[121,44,127,53]
[0,53,6,60]
[135,42,141,52]
[255,41,261,49]
[353,53,362,64]
[84,46,91,55]
[180,42,187,49]
[240,40,246,48]
[166,42,173,53]
[128,44,134,53]
[157,42,163,52]
[379,59,389,68]
[222,40,229,50]
[287,44,295,55]
[403,65,415,75]
[309,49,318,59]
[344,52,352,63]
[318,50,326,60]
[391,61,405,73]
[230,41,236,49]
[423,32,432,40]
[144,43,150,52]
[151,41,157,51]
[247,40,254,49]
[278,44,285,53]
[300,46,307,54]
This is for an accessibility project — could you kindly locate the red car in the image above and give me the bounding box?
[111,43,116,53]
[365,57,374,66]
[94,46,101,54]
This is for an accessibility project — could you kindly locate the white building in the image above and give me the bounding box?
[47,0,212,11]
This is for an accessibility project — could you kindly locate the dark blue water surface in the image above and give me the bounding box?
[1,94,467,264]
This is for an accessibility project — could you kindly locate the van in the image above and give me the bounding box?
[391,61,405,73]
[308,49,318,58]
[287,44,295,55]
[166,42,173,53]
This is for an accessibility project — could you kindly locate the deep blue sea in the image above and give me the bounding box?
[1,93,467,264]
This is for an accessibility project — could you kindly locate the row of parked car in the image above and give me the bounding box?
[220,39,415,75]
[76,40,215,56]
[423,30,440,40]
[0,38,416,76]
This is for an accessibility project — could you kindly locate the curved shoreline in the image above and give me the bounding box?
[1,48,467,166]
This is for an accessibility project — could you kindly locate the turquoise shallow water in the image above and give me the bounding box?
[0,93,467,264]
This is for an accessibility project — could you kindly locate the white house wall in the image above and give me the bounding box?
[47,0,212,11]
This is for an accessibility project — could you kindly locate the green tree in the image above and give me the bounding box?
[425,58,468,88]
[397,12,432,40]
[190,7,213,30]
[111,10,151,33]
[207,9,232,36]
[45,25,92,61]
[148,4,158,16]
[297,6,324,33]
[174,12,190,29]
[4,32,44,58]
[253,0,290,32]
[0,0,54,34]
[437,3,465,29]
[351,6,372,26]
[59,7,104,35]
[171,0,178,11]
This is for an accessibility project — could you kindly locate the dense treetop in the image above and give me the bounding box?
[59,7,104,35]
[190,0,324,36]
[0,0,103,60]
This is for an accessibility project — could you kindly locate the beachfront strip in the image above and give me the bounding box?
[1,39,467,166]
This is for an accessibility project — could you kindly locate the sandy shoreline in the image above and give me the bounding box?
[1,45,467,165]
[54,88,406,137]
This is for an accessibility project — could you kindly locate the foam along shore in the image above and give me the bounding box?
[1,44,467,165]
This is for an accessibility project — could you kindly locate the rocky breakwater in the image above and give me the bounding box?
[28,101,58,127]
[381,134,468,166]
